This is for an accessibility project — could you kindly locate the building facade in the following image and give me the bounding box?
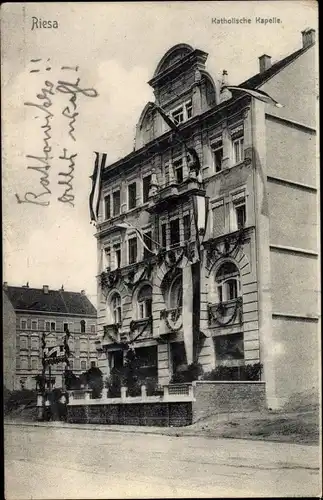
[3,291,17,391]
[3,283,98,390]
[94,29,318,408]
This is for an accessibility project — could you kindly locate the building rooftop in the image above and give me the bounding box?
[3,285,97,316]
[239,44,314,90]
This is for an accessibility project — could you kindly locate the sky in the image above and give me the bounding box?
[2,1,318,308]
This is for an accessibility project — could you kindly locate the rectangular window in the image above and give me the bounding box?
[113,244,121,268]
[161,223,167,248]
[81,360,87,371]
[31,337,39,349]
[143,175,151,203]
[63,323,69,332]
[112,190,121,216]
[143,231,153,259]
[31,320,38,330]
[212,203,225,236]
[90,324,96,334]
[128,182,137,210]
[104,195,111,220]
[215,333,244,362]
[128,237,137,264]
[233,137,244,164]
[170,219,180,246]
[20,337,27,349]
[20,319,27,330]
[69,360,74,370]
[31,358,38,370]
[173,158,183,184]
[212,142,223,173]
[50,322,56,331]
[104,247,111,269]
[235,203,246,230]
[45,321,50,332]
[183,214,191,241]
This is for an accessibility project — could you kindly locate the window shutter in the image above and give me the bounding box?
[212,204,225,236]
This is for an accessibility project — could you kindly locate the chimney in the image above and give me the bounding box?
[221,69,228,87]
[22,282,29,288]
[301,28,315,48]
[43,285,49,294]
[219,70,232,103]
[3,282,8,291]
[259,54,271,73]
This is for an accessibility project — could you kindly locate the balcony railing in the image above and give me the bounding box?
[208,298,243,326]
[160,307,183,332]
[67,384,194,406]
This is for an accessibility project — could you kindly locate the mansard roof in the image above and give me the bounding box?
[4,286,97,316]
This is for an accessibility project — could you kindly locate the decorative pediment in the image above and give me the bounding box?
[204,229,245,271]
[123,260,154,291]
[100,268,121,292]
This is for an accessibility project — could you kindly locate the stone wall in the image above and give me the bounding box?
[67,402,192,427]
[192,381,266,422]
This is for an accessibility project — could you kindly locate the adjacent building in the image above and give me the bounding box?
[94,28,318,408]
[3,283,98,390]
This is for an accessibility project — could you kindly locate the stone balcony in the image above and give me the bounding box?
[208,298,243,327]
[147,176,206,215]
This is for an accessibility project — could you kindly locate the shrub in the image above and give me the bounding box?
[170,363,203,384]
[85,366,103,398]
[4,389,37,414]
[203,363,262,381]
[105,369,122,398]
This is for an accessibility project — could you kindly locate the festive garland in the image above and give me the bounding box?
[157,247,185,270]
[123,261,153,290]
[208,297,243,326]
[160,308,183,332]
[100,268,121,291]
[206,229,245,270]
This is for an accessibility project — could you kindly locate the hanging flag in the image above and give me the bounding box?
[89,152,107,224]
[116,222,157,255]
[147,102,180,135]
[223,86,284,108]
[182,263,193,365]
[192,195,209,259]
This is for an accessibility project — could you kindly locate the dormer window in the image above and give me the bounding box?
[170,99,193,125]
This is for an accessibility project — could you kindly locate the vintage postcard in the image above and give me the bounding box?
[2,1,320,499]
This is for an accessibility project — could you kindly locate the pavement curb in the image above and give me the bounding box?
[4,420,188,438]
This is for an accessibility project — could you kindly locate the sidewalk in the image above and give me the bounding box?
[4,418,200,438]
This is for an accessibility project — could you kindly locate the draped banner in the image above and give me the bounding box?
[192,194,210,258]
[222,86,283,108]
[89,151,107,224]
[182,262,193,365]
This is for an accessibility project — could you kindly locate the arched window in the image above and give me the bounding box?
[110,292,122,324]
[169,275,183,309]
[80,320,86,333]
[137,284,152,319]
[215,262,240,303]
